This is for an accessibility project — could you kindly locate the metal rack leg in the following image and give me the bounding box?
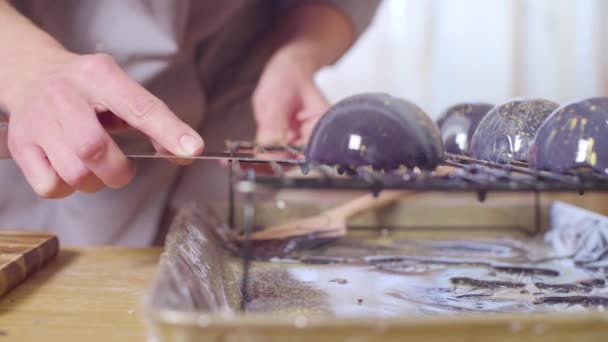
[228,161,235,230]
[239,173,256,312]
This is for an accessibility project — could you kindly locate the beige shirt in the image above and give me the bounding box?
[0,0,380,246]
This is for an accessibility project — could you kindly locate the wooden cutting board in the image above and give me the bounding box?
[0,230,59,297]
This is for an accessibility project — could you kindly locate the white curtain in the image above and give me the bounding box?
[317,0,608,119]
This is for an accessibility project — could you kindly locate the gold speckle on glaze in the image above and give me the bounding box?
[528,96,608,173]
[470,98,558,162]
[587,138,597,166]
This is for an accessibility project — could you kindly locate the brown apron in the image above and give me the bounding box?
[0,0,379,246]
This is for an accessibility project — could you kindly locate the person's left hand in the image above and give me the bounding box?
[252,44,329,147]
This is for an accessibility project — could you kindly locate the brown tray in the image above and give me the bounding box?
[141,193,608,341]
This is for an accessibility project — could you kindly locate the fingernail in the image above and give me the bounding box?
[179,134,203,155]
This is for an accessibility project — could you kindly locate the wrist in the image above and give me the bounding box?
[274,3,354,71]
[272,39,327,74]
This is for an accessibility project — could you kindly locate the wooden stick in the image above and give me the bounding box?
[250,166,453,240]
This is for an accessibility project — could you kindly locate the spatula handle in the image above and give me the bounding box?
[326,190,409,221]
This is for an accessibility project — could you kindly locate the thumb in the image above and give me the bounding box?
[294,84,329,145]
[296,83,329,121]
[253,88,296,146]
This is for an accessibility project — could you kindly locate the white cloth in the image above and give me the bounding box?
[0,0,380,246]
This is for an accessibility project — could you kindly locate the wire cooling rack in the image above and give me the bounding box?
[220,141,608,311]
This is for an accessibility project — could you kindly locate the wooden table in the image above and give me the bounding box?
[0,247,162,341]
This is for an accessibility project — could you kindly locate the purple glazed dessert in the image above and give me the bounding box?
[305,93,444,171]
[437,103,494,155]
[469,98,559,163]
[529,97,608,174]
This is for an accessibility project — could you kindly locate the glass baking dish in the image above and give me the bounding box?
[140,190,608,341]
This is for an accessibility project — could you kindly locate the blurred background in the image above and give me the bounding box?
[316,0,608,119]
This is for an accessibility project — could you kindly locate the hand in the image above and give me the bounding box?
[5,52,204,198]
[252,44,329,146]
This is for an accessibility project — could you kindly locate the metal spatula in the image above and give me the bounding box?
[0,122,303,164]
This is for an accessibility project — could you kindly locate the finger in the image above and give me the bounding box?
[281,84,326,144]
[97,111,131,133]
[286,104,303,143]
[296,83,329,120]
[76,55,204,157]
[67,123,136,189]
[292,85,328,145]
[11,143,74,198]
[48,84,136,189]
[78,176,104,193]
[253,88,295,145]
[151,138,193,166]
[40,133,104,193]
[293,118,317,146]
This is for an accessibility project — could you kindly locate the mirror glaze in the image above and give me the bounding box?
[437,103,494,155]
[305,93,444,171]
[528,97,608,174]
[469,99,559,163]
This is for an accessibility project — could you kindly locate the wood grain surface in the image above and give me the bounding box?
[0,231,59,297]
[0,247,161,342]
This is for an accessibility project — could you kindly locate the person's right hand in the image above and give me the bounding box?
[5,52,204,198]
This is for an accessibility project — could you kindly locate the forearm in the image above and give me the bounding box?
[0,1,71,110]
[274,2,356,72]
